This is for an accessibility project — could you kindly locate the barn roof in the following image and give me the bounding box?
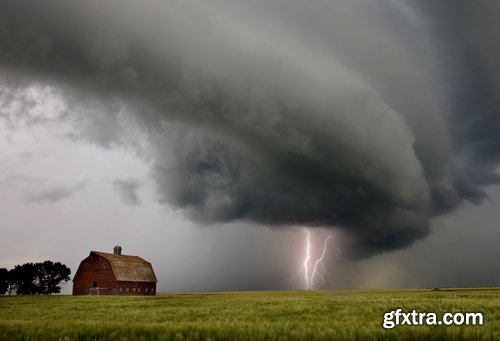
[91,251,157,282]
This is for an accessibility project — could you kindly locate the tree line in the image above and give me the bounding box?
[0,261,71,295]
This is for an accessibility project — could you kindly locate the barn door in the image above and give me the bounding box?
[89,281,99,295]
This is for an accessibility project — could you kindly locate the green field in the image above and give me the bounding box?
[0,289,499,340]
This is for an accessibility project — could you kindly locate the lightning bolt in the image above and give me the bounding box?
[303,228,312,290]
[310,234,333,289]
[291,227,339,290]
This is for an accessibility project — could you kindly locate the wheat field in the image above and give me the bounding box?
[0,288,499,340]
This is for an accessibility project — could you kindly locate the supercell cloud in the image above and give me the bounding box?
[0,0,499,257]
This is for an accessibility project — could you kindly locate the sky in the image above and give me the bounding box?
[0,0,500,292]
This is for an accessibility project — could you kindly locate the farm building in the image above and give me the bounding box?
[72,246,157,295]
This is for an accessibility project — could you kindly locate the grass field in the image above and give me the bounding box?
[0,288,499,340]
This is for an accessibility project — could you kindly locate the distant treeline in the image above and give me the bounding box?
[0,261,71,295]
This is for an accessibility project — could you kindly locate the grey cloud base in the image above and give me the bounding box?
[0,0,498,258]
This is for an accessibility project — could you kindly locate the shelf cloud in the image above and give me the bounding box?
[0,0,499,258]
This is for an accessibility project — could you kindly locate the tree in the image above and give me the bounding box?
[0,268,9,295]
[8,261,71,295]
[37,261,71,294]
[10,263,39,295]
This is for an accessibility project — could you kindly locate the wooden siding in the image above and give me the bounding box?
[73,254,117,295]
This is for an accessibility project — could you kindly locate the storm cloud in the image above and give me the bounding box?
[28,181,86,203]
[0,0,499,257]
[113,178,142,206]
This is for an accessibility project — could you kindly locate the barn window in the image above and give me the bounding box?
[133,288,136,292]
[126,288,129,293]
[151,288,154,293]
[145,288,148,293]
[92,281,97,288]
[119,288,122,293]
[138,288,141,293]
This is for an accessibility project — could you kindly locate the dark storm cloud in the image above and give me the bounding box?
[416,2,500,190]
[113,178,142,206]
[0,0,498,257]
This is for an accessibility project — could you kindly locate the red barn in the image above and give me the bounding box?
[72,246,157,295]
